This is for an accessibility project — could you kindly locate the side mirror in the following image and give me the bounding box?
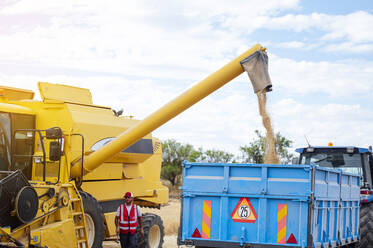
[49,141,61,161]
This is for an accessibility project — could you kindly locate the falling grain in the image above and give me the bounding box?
[257,90,280,164]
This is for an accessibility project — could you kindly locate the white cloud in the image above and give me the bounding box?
[324,42,373,53]
[272,98,373,150]
[267,12,326,31]
[0,0,302,75]
[268,11,373,42]
[320,11,373,43]
[270,55,373,97]
[267,11,373,52]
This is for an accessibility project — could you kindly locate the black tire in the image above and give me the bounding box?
[80,191,105,248]
[137,213,164,248]
[360,202,373,248]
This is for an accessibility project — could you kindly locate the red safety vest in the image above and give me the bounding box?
[119,204,138,234]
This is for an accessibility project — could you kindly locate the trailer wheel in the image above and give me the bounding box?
[360,202,373,248]
[137,213,164,248]
[80,191,105,248]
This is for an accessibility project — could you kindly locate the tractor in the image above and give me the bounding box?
[296,145,373,247]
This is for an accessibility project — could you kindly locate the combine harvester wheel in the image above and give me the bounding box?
[138,213,164,248]
[80,191,105,248]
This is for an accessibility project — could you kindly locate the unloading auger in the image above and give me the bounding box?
[70,44,272,178]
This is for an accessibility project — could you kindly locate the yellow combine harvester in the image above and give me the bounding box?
[0,44,272,248]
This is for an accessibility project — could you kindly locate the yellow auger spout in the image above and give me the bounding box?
[70,43,271,178]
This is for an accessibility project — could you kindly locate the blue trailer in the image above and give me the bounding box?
[177,161,360,247]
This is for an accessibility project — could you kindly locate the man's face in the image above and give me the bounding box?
[125,196,133,205]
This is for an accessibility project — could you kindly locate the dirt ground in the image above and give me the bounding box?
[103,235,180,248]
[103,199,183,248]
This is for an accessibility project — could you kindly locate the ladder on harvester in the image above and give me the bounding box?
[69,190,89,248]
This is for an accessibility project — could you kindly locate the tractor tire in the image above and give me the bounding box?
[360,202,373,248]
[137,213,164,248]
[80,191,105,248]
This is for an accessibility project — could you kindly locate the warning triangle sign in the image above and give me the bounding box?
[192,228,202,238]
[231,197,257,223]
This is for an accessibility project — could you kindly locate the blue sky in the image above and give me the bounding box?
[298,0,372,15]
[0,0,372,158]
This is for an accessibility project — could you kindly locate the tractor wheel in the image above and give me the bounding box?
[360,202,373,248]
[80,191,105,248]
[137,213,164,248]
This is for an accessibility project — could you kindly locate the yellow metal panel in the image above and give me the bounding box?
[137,186,168,205]
[38,82,93,105]
[104,212,117,237]
[123,163,141,179]
[30,219,77,248]
[34,161,59,180]
[82,179,168,204]
[109,152,152,164]
[0,86,34,100]
[83,163,123,180]
[136,148,162,182]
[0,102,34,115]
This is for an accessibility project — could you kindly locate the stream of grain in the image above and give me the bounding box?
[257,90,280,164]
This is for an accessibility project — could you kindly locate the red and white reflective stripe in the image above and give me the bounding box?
[120,205,123,222]
[120,220,137,224]
[119,227,137,230]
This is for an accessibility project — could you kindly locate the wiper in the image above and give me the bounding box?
[314,156,329,164]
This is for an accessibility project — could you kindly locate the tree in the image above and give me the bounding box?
[240,130,293,164]
[161,140,235,185]
[161,139,200,185]
[274,132,294,163]
[203,149,234,163]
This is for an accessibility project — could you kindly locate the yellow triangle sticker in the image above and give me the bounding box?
[231,197,257,223]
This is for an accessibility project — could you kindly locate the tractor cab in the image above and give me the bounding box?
[296,146,373,191]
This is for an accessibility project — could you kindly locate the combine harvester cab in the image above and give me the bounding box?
[178,161,360,247]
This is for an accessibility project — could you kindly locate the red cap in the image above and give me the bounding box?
[124,192,133,198]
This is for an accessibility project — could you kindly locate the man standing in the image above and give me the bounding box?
[115,192,144,248]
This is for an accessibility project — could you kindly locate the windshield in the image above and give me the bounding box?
[12,114,35,179]
[0,113,11,171]
[300,151,371,187]
[300,152,361,169]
